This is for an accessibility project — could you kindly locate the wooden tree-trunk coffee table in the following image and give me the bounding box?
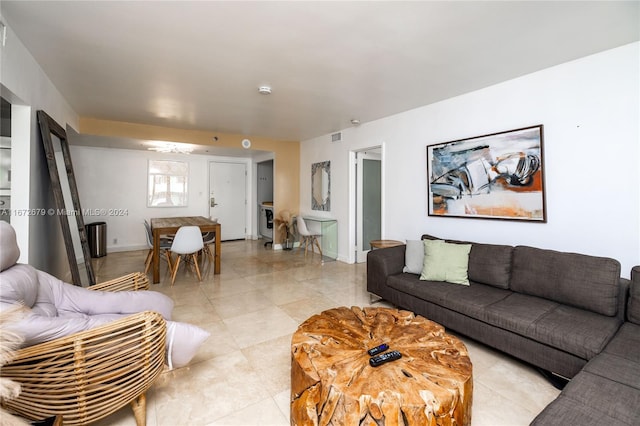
[291,307,473,425]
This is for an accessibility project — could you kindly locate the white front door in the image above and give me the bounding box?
[209,161,246,241]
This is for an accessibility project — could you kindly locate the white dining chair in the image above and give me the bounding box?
[296,216,323,257]
[169,226,204,286]
[143,220,173,274]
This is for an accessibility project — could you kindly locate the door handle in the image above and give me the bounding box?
[210,197,218,207]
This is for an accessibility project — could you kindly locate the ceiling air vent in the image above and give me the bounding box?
[331,132,342,143]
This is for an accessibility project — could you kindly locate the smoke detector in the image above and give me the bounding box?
[258,86,272,95]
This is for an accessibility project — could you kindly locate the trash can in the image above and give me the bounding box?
[86,222,107,258]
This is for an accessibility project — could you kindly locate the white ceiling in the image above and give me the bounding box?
[2,1,639,148]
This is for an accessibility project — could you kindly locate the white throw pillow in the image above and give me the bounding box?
[403,240,426,274]
[166,321,210,369]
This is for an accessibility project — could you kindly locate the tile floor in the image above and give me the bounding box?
[91,240,560,426]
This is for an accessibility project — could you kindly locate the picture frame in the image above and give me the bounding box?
[147,160,189,207]
[427,125,546,222]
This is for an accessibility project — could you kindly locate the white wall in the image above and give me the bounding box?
[300,42,640,277]
[70,146,254,252]
[0,20,79,277]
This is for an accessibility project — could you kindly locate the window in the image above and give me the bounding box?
[147,160,188,207]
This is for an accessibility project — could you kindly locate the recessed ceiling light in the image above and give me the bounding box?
[351,119,361,126]
[258,86,272,95]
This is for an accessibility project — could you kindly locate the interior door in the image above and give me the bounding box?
[209,161,246,241]
[356,150,382,263]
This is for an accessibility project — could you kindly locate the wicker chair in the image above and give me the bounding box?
[89,271,151,292]
[0,273,167,426]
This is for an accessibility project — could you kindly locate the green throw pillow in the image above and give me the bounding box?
[420,239,472,285]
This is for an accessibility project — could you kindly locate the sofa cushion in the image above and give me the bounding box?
[388,273,453,306]
[532,393,634,426]
[388,275,510,319]
[420,240,471,285]
[465,243,513,289]
[527,305,621,359]
[435,282,511,318]
[603,322,640,363]
[628,266,640,324]
[483,293,558,335]
[511,246,621,316]
[583,352,640,391]
[421,234,513,289]
[481,293,619,359]
[553,370,640,425]
[402,240,424,274]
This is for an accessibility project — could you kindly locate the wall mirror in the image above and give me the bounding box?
[312,161,330,211]
[38,110,95,286]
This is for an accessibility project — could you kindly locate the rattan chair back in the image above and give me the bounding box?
[0,273,166,426]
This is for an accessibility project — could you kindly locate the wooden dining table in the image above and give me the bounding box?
[150,216,221,284]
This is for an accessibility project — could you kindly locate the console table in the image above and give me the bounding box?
[301,216,337,261]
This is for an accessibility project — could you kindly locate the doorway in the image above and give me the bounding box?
[1,89,30,263]
[208,161,247,241]
[1,97,11,223]
[257,159,274,245]
[355,148,382,263]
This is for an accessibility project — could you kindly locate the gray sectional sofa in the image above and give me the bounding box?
[367,234,639,424]
[531,265,640,425]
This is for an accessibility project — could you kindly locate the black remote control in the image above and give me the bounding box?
[369,350,402,367]
[367,343,389,356]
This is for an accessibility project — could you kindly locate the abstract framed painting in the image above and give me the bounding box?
[427,125,546,222]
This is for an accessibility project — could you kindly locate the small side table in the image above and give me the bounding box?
[370,239,404,249]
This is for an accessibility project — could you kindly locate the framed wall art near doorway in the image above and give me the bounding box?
[427,125,546,222]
